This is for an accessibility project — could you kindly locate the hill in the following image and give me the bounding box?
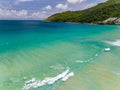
[45,0,120,25]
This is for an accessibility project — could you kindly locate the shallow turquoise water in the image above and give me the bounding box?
[0,20,120,90]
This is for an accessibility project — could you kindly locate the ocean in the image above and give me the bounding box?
[0,20,120,90]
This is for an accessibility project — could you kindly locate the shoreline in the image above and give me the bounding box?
[44,20,120,26]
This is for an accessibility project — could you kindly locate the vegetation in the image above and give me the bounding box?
[45,0,120,24]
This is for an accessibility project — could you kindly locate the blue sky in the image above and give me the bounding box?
[0,0,107,20]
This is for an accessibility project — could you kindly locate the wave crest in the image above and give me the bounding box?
[23,69,74,90]
[105,40,120,46]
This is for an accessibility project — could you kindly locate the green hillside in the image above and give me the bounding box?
[45,0,120,24]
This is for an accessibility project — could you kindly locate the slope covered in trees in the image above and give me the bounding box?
[46,0,120,24]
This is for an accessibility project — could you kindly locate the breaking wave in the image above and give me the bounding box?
[105,40,120,46]
[23,69,74,90]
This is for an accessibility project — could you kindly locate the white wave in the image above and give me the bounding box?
[25,78,36,84]
[104,48,111,52]
[23,69,74,90]
[76,60,87,63]
[76,53,100,64]
[23,77,27,80]
[105,40,120,46]
[95,54,98,57]
[61,72,74,81]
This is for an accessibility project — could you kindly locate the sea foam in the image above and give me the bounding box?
[61,72,74,81]
[23,69,74,90]
[105,40,120,46]
[104,48,111,52]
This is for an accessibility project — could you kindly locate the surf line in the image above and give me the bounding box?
[104,40,120,47]
[76,47,111,64]
[23,68,74,90]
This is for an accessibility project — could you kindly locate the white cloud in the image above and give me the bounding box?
[67,0,85,4]
[0,8,48,20]
[56,3,68,10]
[43,5,52,10]
[31,11,48,19]
[17,0,33,2]
[84,3,97,9]
[14,0,33,5]
[0,9,28,19]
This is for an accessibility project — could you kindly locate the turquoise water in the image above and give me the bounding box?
[0,20,120,90]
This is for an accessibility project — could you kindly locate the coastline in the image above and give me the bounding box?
[44,20,120,26]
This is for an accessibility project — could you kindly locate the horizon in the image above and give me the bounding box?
[0,0,107,20]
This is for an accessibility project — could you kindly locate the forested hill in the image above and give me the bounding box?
[45,0,120,24]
